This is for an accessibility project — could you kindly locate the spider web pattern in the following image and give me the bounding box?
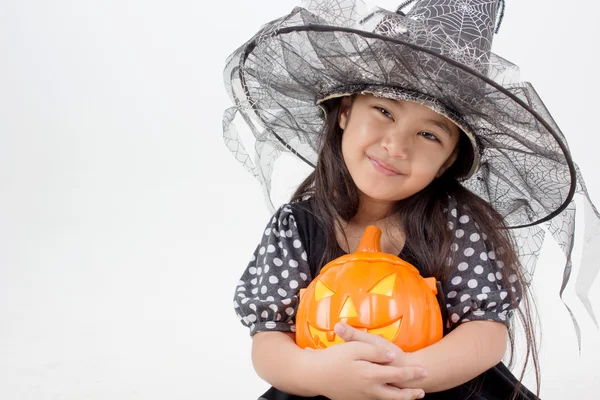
[222,0,600,343]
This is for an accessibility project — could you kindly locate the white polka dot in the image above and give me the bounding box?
[281,270,289,279]
[278,288,287,297]
[300,273,308,281]
[241,298,250,304]
[497,261,504,268]
[451,243,459,252]
[282,218,288,226]
[487,273,495,282]
[282,298,292,305]
[274,230,280,238]
[290,325,296,332]
[463,306,471,314]
[451,313,460,323]
[283,249,288,257]
[472,310,485,317]
[502,303,511,310]
[238,293,246,298]
[250,278,258,285]
[496,272,503,280]
[488,251,496,260]
[460,294,470,302]
[251,288,258,294]
[259,247,266,255]
[289,280,299,289]
[293,240,301,248]
[269,304,278,312]
[279,230,286,237]
[285,307,294,315]
[477,293,488,301]
[464,247,475,257]
[301,251,307,261]
[500,291,508,300]
[511,286,517,292]
[261,286,267,294]
[451,208,457,217]
[451,276,462,285]
[468,279,478,288]
[486,302,497,309]
[447,221,454,230]
[265,321,277,329]
[278,241,283,248]
[459,215,470,224]
[498,312,507,321]
[273,258,283,267]
[462,318,470,322]
[480,252,488,261]
[458,262,469,271]
[482,286,491,294]
[248,314,257,322]
[264,265,270,273]
[257,267,262,275]
[285,230,293,238]
[470,233,480,242]
[249,267,257,275]
[447,291,457,298]
[455,229,464,238]
[289,260,299,268]
[474,265,484,274]
[266,296,275,302]
[250,254,256,262]
[265,228,271,236]
[269,276,279,284]
[267,244,276,253]
[509,274,518,283]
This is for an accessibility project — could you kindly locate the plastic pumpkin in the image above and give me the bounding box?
[295,225,443,352]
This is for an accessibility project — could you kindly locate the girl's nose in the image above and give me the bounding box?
[381,129,410,159]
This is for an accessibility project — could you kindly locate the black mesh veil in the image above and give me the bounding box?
[222,0,600,346]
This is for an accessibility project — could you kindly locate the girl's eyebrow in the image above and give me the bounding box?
[426,119,454,137]
[385,98,454,137]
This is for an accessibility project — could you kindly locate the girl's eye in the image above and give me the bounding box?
[375,107,393,119]
[419,131,439,142]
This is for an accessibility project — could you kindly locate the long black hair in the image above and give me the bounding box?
[290,95,540,399]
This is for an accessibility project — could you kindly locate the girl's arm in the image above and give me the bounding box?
[402,320,507,392]
[251,331,320,397]
[335,320,507,393]
[252,330,430,399]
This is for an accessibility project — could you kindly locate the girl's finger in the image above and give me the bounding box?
[335,322,388,347]
[349,342,396,363]
[376,385,425,400]
[377,365,428,384]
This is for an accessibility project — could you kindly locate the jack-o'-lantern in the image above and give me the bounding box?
[295,226,443,352]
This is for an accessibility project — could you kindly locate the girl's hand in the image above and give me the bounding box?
[334,322,426,389]
[307,339,427,400]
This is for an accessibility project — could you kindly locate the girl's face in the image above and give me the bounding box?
[339,94,460,204]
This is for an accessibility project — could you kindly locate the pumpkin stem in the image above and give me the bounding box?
[356,226,382,253]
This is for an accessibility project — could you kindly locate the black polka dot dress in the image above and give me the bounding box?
[233,198,536,400]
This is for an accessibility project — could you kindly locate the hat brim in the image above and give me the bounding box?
[224,13,576,229]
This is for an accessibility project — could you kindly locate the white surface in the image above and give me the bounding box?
[1,0,599,398]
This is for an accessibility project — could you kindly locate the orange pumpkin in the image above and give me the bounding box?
[295,225,443,352]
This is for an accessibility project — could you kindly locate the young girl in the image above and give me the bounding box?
[222,0,600,399]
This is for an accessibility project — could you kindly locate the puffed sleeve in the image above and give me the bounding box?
[442,198,522,330]
[233,203,313,336]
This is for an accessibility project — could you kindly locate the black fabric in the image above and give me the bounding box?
[254,199,539,400]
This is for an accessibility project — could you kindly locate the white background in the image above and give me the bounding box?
[1,0,599,398]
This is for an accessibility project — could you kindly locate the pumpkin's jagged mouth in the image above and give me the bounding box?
[308,318,402,349]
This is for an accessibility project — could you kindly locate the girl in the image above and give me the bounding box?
[222,0,600,399]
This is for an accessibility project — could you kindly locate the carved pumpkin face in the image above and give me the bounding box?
[295,226,443,352]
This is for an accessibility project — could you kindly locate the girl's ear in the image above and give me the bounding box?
[338,96,353,130]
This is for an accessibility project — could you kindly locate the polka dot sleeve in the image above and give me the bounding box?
[233,204,312,336]
[443,200,522,329]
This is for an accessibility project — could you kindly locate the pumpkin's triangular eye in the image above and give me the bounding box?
[314,280,335,301]
[369,273,396,297]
